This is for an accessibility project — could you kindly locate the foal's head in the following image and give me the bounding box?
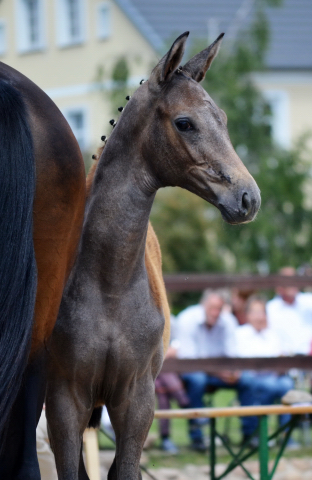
[113,32,261,224]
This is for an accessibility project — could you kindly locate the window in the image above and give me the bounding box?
[0,21,6,56]
[263,90,290,149]
[67,0,81,39]
[16,0,46,53]
[27,0,40,44]
[63,107,88,151]
[97,2,111,40]
[56,0,86,47]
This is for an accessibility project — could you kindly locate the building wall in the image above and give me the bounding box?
[254,71,312,150]
[2,2,311,155]
[0,0,158,154]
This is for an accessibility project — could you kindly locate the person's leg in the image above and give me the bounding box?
[156,373,190,453]
[254,374,279,405]
[247,374,293,406]
[181,372,209,409]
[238,373,294,438]
[181,372,209,448]
[203,375,258,438]
[250,374,295,442]
[205,375,236,389]
[161,373,189,408]
[155,376,171,440]
[274,375,294,427]
[237,372,260,438]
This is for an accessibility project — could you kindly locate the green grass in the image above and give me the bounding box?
[150,389,243,448]
[98,390,239,449]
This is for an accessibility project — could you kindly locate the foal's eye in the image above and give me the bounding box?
[175,119,193,132]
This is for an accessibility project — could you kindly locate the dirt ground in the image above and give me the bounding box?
[99,450,312,480]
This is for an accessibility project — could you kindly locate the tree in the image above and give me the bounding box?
[94,55,131,116]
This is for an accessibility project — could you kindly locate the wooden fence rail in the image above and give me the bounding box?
[163,273,312,292]
[161,356,312,373]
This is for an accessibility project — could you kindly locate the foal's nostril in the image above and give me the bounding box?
[241,192,251,216]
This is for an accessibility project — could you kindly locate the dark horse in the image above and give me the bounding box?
[46,33,261,479]
[0,63,86,478]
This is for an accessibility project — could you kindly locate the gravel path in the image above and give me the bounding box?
[99,451,312,480]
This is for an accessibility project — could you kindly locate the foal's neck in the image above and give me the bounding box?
[82,140,156,293]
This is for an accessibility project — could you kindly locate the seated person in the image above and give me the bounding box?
[266,266,312,355]
[175,289,251,451]
[155,358,190,454]
[155,315,190,454]
[231,288,257,325]
[233,295,294,441]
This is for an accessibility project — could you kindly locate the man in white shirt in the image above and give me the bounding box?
[266,267,312,354]
[175,290,248,451]
[176,298,237,360]
[233,296,293,441]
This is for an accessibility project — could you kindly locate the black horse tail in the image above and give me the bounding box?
[88,407,103,429]
[0,80,37,440]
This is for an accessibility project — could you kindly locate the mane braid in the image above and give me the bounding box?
[86,144,105,198]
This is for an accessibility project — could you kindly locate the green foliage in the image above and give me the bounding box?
[226,140,312,273]
[95,56,133,116]
[150,1,312,311]
[152,188,224,273]
[151,188,227,312]
[112,57,130,84]
[110,57,130,115]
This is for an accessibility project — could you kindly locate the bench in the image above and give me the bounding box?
[160,355,312,440]
[83,356,312,480]
[155,404,312,480]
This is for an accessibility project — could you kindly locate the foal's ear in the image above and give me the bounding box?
[183,33,224,83]
[149,32,189,88]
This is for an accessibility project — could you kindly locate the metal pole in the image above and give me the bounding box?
[259,416,269,480]
[210,417,216,480]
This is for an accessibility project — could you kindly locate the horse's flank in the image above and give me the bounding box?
[0,61,86,478]
[86,153,171,352]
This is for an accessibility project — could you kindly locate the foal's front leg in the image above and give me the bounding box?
[107,374,156,480]
[46,379,91,480]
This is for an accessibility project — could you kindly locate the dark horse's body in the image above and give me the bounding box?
[0,62,86,479]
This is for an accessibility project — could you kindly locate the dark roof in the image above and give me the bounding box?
[127,0,312,70]
[114,0,164,51]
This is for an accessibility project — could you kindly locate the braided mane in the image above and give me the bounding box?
[86,144,105,198]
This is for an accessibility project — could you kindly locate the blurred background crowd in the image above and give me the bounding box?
[154,266,312,453]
